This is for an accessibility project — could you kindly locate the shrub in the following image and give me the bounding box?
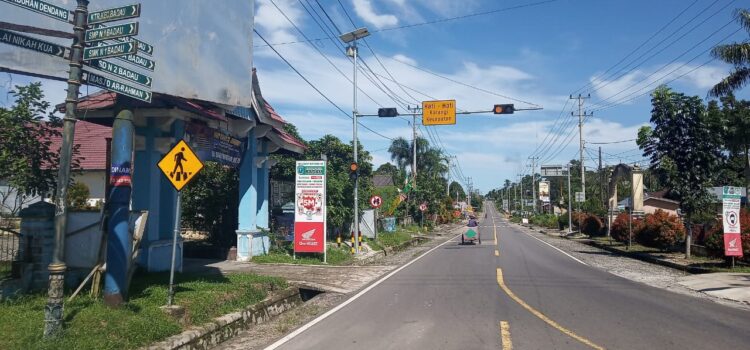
[530,214,558,229]
[67,181,90,210]
[703,208,750,261]
[636,210,685,250]
[581,214,604,236]
[610,212,644,243]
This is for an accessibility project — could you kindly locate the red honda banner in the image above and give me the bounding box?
[724,233,744,257]
[294,222,325,253]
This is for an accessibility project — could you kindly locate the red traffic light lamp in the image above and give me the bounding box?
[493,104,515,114]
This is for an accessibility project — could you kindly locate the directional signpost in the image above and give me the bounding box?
[86,72,152,103]
[116,52,155,71]
[87,59,151,88]
[85,21,138,42]
[83,41,136,60]
[0,0,70,22]
[88,4,141,25]
[0,29,67,58]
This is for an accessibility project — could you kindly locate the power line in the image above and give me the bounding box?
[254,29,394,141]
[571,0,701,95]
[586,0,732,99]
[587,139,636,145]
[254,0,560,47]
[589,16,739,110]
[387,55,542,107]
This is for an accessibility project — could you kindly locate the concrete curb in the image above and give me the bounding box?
[143,287,303,350]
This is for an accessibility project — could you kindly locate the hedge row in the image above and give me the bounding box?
[610,210,685,250]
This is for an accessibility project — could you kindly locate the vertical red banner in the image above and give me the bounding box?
[724,233,744,257]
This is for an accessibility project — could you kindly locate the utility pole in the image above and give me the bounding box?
[529,157,539,214]
[599,146,606,207]
[340,27,370,255]
[518,173,524,214]
[45,0,88,337]
[567,164,573,234]
[570,94,592,202]
[407,105,419,226]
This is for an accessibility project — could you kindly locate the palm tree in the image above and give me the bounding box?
[709,9,750,97]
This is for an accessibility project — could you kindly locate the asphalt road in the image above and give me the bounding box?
[268,202,750,349]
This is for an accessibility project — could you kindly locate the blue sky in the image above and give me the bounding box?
[3,0,748,194]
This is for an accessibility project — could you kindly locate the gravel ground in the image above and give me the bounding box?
[507,222,750,311]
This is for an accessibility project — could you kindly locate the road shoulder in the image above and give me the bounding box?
[503,221,750,310]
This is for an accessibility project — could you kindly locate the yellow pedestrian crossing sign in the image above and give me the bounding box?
[158,139,204,191]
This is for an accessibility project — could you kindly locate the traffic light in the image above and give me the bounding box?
[349,162,359,180]
[378,107,398,118]
[493,104,515,114]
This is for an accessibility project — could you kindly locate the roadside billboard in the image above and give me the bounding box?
[0,0,255,107]
[539,181,550,202]
[294,161,326,253]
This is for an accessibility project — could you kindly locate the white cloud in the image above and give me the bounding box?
[589,63,729,105]
[352,0,398,29]
[255,0,302,32]
[392,54,417,66]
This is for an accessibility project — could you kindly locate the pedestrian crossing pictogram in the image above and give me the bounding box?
[158,139,204,191]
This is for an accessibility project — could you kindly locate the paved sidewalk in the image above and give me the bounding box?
[678,273,750,305]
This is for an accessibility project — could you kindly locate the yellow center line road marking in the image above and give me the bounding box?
[500,321,513,350]
[495,250,499,257]
[494,223,498,246]
[496,268,606,350]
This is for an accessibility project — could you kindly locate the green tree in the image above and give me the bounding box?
[67,181,90,211]
[709,9,750,97]
[304,135,373,234]
[641,86,724,258]
[449,181,466,200]
[0,83,78,215]
[181,162,239,247]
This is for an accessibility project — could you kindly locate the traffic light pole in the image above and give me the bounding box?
[352,40,360,255]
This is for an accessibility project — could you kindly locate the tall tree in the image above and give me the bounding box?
[709,9,750,97]
[0,83,76,215]
[640,85,724,258]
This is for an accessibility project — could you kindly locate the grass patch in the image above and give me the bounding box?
[252,245,353,265]
[0,272,286,350]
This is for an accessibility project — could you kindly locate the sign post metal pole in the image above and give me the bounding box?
[44,0,88,338]
[167,192,181,306]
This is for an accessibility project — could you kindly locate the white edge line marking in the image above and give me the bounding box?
[263,233,462,350]
[518,227,588,266]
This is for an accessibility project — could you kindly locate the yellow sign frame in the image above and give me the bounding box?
[157,139,204,191]
[422,99,456,126]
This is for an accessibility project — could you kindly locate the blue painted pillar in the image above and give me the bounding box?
[236,128,257,261]
[256,140,270,229]
[252,140,271,256]
[104,110,134,306]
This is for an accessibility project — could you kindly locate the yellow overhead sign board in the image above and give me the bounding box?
[422,100,456,126]
[158,139,204,191]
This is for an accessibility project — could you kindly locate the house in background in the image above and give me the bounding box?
[0,120,111,215]
[619,190,680,217]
